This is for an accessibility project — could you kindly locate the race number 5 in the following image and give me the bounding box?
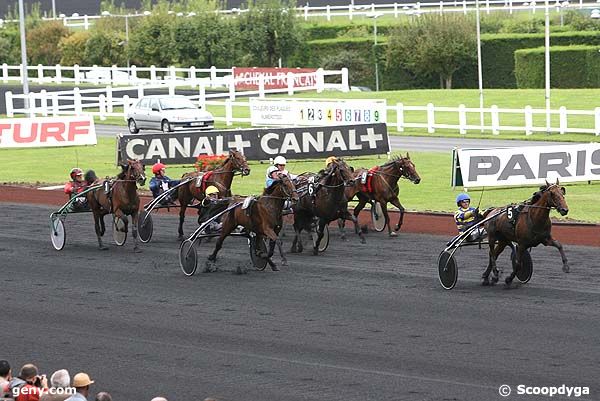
[506,206,514,220]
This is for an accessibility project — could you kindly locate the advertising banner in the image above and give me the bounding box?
[0,116,96,148]
[232,67,317,90]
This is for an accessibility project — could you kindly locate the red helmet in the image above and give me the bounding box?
[70,167,83,180]
[152,162,166,174]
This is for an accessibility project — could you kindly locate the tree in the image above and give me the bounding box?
[128,13,177,67]
[59,31,92,66]
[386,14,477,89]
[26,21,71,65]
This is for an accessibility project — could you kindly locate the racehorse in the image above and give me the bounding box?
[482,180,569,286]
[291,158,361,255]
[206,173,298,274]
[338,154,421,238]
[177,149,250,239]
[87,159,146,252]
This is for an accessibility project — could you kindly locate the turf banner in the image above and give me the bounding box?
[117,123,390,164]
[0,116,96,148]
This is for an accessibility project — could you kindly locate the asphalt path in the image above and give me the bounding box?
[1,203,599,401]
[98,124,577,153]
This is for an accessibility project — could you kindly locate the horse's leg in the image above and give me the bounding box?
[207,217,235,272]
[131,210,141,253]
[543,236,569,273]
[388,196,406,232]
[340,209,366,244]
[178,202,187,240]
[93,212,108,250]
[312,219,327,256]
[337,217,346,240]
[489,241,509,285]
[505,244,522,286]
[379,202,395,237]
[290,219,300,253]
[353,195,369,234]
[99,214,106,236]
[482,237,496,286]
[263,228,281,271]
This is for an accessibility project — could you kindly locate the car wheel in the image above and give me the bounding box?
[161,120,172,133]
[128,119,139,134]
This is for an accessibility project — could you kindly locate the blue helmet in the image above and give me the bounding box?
[456,193,471,205]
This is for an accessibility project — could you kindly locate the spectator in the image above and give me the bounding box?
[39,370,70,401]
[0,360,11,398]
[93,392,111,401]
[64,373,93,401]
[9,364,48,401]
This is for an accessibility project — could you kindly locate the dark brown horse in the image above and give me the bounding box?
[207,173,298,274]
[87,159,146,252]
[483,180,569,286]
[291,158,361,255]
[339,154,421,237]
[177,149,250,239]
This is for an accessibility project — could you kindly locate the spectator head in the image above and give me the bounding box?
[19,364,38,382]
[49,369,70,389]
[72,372,94,397]
[0,360,10,380]
[150,398,168,401]
[95,392,112,401]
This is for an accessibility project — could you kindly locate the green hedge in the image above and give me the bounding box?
[515,45,600,88]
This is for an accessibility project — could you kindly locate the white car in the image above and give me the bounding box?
[126,95,214,134]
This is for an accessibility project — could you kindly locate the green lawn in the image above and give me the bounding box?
[1,137,597,222]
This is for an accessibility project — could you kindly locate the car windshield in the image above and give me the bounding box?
[159,97,197,110]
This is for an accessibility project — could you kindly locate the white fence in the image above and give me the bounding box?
[0,0,594,28]
[5,68,349,120]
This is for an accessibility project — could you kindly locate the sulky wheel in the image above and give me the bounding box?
[138,210,154,243]
[514,248,534,284]
[50,217,66,251]
[179,239,198,276]
[371,202,386,232]
[113,216,128,246]
[313,224,329,253]
[249,235,268,271]
[438,250,458,290]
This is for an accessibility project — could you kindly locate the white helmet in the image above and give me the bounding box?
[273,156,287,166]
[266,165,279,178]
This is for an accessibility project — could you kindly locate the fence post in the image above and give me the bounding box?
[5,91,13,117]
[486,0,490,14]
[427,103,435,134]
[304,5,309,21]
[28,92,36,117]
[260,75,266,98]
[137,85,144,100]
[150,65,157,83]
[396,102,404,133]
[106,86,113,113]
[189,66,196,85]
[168,80,175,96]
[491,105,500,135]
[509,0,513,14]
[123,95,130,120]
[130,65,137,84]
[349,4,353,20]
[99,94,106,121]
[169,65,176,82]
[52,93,59,116]
[55,64,62,83]
[210,66,217,87]
[524,105,533,135]
[19,64,23,84]
[36,64,43,84]
[462,0,467,14]
[326,5,331,21]
[1,63,7,83]
[74,87,82,115]
[394,2,398,18]
[198,83,206,109]
[92,65,100,84]
[74,64,80,85]
[229,76,236,101]
[40,89,48,116]
[225,99,233,126]
[559,106,567,135]
[83,15,89,30]
[111,64,118,85]
[316,68,324,93]
[458,104,467,134]
[341,68,349,92]
[287,72,294,96]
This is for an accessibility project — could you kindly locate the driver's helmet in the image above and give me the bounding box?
[456,193,471,206]
[70,167,83,180]
[273,156,287,166]
[205,185,219,196]
[152,162,166,175]
[325,156,337,167]
[266,165,279,179]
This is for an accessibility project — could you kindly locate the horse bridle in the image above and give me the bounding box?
[525,184,564,210]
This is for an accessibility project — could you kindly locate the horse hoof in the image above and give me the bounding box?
[389,231,398,237]
[394,225,401,231]
[289,247,297,254]
[340,234,347,241]
[99,246,109,251]
[312,248,319,256]
[360,237,367,244]
[133,247,142,253]
[271,265,280,271]
[491,276,499,285]
[481,278,490,286]
[562,264,570,273]
[505,277,513,286]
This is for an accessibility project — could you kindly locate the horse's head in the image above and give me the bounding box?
[122,159,146,186]
[539,179,569,216]
[394,153,421,184]
[227,149,251,176]
[323,158,354,186]
[274,173,298,202]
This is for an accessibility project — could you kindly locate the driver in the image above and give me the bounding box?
[64,168,90,210]
[265,156,297,188]
[454,193,485,241]
[198,185,229,233]
[149,162,181,205]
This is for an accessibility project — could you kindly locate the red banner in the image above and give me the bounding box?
[0,116,96,148]
[233,67,318,90]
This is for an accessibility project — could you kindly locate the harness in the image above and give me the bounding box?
[361,166,380,193]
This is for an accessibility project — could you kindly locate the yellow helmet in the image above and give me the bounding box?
[205,185,219,195]
[325,156,337,167]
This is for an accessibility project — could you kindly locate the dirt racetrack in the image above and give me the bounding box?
[1,193,599,401]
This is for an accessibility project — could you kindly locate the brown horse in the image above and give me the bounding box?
[206,173,298,274]
[177,149,250,239]
[339,154,421,237]
[483,180,569,286]
[291,158,362,254]
[87,159,146,252]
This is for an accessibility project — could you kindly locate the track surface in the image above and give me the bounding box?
[2,203,599,401]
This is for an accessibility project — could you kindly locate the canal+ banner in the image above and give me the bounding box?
[453,143,600,188]
[117,123,390,164]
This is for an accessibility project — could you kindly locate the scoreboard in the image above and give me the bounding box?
[250,98,387,127]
